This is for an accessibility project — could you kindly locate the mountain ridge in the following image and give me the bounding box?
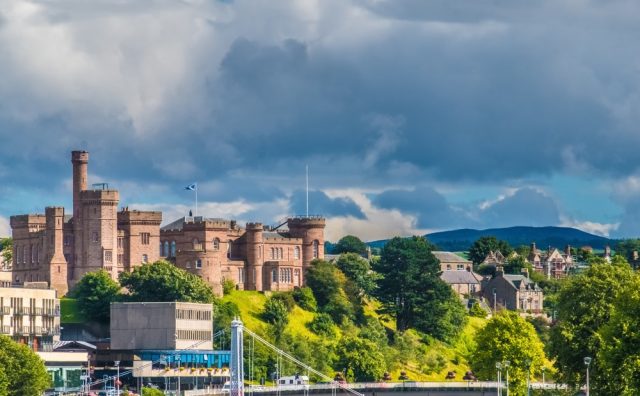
[367,226,612,251]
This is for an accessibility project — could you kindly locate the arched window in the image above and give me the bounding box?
[279,248,284,260]
[170,241,176,257]
[142,254,148,264]
[227,240,232,259]
[312,240,319,258]
[213,238,220,251]
[164,241,169,257]
[193,238,200,249]
[294,246,300,259]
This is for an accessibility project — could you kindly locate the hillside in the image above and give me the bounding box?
[368,226,611,251]
[221,290,486,382]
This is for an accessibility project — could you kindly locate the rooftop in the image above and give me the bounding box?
[440,270,480,285]
[433,251,471,264]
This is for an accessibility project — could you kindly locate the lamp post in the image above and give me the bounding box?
[503,360,510,396]
[114,360,120,395]
[542,367,546,386]
[584,357,592,396]
[525,359,531,396]
[493,288,497,314]
[495,362,502,396]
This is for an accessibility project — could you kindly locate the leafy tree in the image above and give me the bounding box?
[0,335,50,395]
[70,269,121,323]
[0,237,12,268]
[374,236,467,341]
[212,300,240,349]
[308,313,336,337]
[335,253,378,298]
[577,247,594,263]
[336,336,386,382]
[468,236,512,266]
[610,254,629,267]
[549,262,634,392]
[222,279,236,295]
[505,255,528,275]
[142,387,165,396]
[471,311,545,396]
[469,302,487,318]
[262,297,289,337]
[333,235,368,255]
[614,239,640,261]
[292,287,317,311]
[597,274,640,395]
[119,260,215,303]
[305,259,354,323]
[269,292,295,312]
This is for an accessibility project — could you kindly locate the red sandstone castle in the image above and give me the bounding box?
[9,151,325,296]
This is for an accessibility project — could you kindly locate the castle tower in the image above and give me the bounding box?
[45,207,68,295]
[73,189,120,282]
[287,217,325,269]
[71,151,88,278]
[245,223,264,291]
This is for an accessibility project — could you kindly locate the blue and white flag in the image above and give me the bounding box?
[184,183,197,191]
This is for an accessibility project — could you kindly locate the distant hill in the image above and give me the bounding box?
[368,226,612,251]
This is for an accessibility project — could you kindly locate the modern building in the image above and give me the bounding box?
[160,216,325,296]
[38,343,91,393]
[108,302,229,390]
[10,151,162,295]
[482,266,544,313]
[0,283,60,351]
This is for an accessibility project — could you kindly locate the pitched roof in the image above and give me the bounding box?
[440,270,480,285]
[433,251,471,264]
[502,274,542,291]
[161,216,228,231]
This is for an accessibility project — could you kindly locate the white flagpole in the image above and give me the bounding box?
[306,165,309,218]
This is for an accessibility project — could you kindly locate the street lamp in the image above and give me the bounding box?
[503,360,510,396]
[493,288,497,313]
[584,357,592,396]
[114,360,120,395]
[495,362,502,396]
[542,366,546,386]
[525,359,531,396]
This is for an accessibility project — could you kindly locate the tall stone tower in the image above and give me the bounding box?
[245,223,264,291]
[287,217,326,268]
[71,150,88,281]
[45,207,68,295]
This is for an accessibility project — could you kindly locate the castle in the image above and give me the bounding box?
[9,151,325,296]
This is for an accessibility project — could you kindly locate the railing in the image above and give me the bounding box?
[14,307,27,315]
[1,325,10,334]
[42,327,61,336]
[0,306,9,315]
[30,307,43,315]
[43,308,61,317]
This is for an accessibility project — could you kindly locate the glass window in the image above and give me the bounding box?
[312,240,319,258]
[142,254,148,263]
[294,246,300,259]
[196,259,202,269]
[213,238,220,251]
[171,241,176,257]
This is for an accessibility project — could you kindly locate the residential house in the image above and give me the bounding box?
[482,266,544,313]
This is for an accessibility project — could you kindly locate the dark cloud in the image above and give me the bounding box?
[479,188,561,228]
[289,190,365,219]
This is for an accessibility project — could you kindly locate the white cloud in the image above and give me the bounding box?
[559,218,619,237]
[0,216,9,238]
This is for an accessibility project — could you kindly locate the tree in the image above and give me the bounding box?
[292,287,317,312]
[504,255,528,275]
[0,335,50,395]
[333,235,368,255]
[336,336,386,382]
[142,387,165,396]
[335,253,378,298]
[119,260,216,303]
[468,236,512,266]
[614,239,640,261]
[0,237,12,269]
[374,236,467,341]
[212,300,240,349]
[471,311,545,396]
[262,297,289,338]
[469,301,487,318]
[549,262,634,392]
[305,259,354,323]
[308,313,336,337]
[70,269,121,323]
[597,274,640,395]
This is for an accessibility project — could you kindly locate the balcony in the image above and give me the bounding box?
[43,308,60,317]
[42,327,60,336]
[1,325,10,334]
[29,307,43,316]
[14,307,27,315]
[0,306,9,315]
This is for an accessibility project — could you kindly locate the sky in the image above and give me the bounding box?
[1,0,640,241]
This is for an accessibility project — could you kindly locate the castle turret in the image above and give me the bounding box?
[71,151,88,279]
[45,207,68,295]
[287,216,325,268]
[245,223,264,291]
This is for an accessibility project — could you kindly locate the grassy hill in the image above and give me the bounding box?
[222,290,486,381]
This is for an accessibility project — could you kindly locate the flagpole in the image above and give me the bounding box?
[306,165,309,218]
[195,183,198,217]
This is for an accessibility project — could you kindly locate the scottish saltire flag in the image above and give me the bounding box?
[184,183,197,191]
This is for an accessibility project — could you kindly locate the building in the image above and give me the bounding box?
[0,283,60,351]
[433,251,473,272]
[39,342,91,393]
[482,266,544,313]
[528,243,573,279]
[9,151,163,295]
[160,216,325,296]
[440,270,480,297]
[109,302,229,390]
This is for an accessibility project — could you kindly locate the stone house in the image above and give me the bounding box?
[482,266,544,313]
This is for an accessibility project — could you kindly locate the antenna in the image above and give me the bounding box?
[306,165,309,218]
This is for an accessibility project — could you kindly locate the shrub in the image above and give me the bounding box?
[308,313,335,337]
[270,292,296,312]
[292,287,317,311]
[223,279,236,295]
[469,302,487,318]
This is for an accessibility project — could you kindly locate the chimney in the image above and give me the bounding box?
[565,245,571,255]
[495,264,504,277]
[633,250,639,261]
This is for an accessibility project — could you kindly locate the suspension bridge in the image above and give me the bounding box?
[82,318,504,396]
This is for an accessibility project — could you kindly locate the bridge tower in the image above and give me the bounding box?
[230,318,245,396]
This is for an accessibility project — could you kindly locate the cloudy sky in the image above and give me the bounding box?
[1,0,640,241]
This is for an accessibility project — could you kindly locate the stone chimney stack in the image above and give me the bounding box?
[565,245,571,255]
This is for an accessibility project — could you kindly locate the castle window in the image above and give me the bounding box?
[117,237,123,248]
[23,246,27,263]
[213,238,220,251]
[227,241,232,259]
[272,269,278,283]
[31,246,37,263]
[141,233,150,245]
[64,236,71,246]
[186,261,191,269]
[196,259,202,269]
[117,254,123,265]
[279,248,284,260]
[270,248,275,260]
[238,268,245,283]
[92,232,99,243]
[142,254,148,264]
[163,241,169,257]
[294,246,300,260]
[171,241,176,257]
[312,240,319,258]
[104,250,113,263]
